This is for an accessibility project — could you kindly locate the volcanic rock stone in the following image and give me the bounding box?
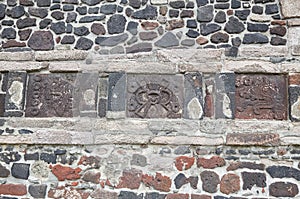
[82,0,101,6]
[66,12,77,23]
[96,33,129,46]
[0,164,10,177]
[166,19,184,30]
[265,4,278,14]
[242,172,266,190]
[187,20,197,28]
[242,33,269,44]
[220,174,240,194]
[247,23,268,32]
[214,3,229,9]
[79,15,105,23]
[139,31,158,40]
[37,0,51,7]
[17,18,36,29]
[215,11,226,23]
[74,26,90,36]
[91,23,106,35]
[0,4,6,20]
[50,22,66,34]
[197,5,214,22]
[28,31,54,50]
[231,0,241,8]
[225,16,245,33]
[127,21,138,35]
[126,43,152,53]
[132,5,157,20]
[20,0,34,6]
[154,32,179,47]
[50,4,60,10]
[180,10,194,18]
[7,6,25,18]
[63,5,74,11]
[51,11,64,20]
[29,8,48,18]
[107,15,127,34]
[29,184,47,198]
[271,37,286,45]
[174,173,188,189]
[200,23,221,36]
[39,18,52,29]
[252,5,263,14]
[1,28,16,39]
[196,0,208,6]
[270,26,286,36]
[119,191,143,199]
[75,37,93,50]
[211,32,229,43]
[235,10,250,20]
[100,4,117,14]
[129,0,141,8]
[269,182,299,197]
[200,171,220,193]
[181,39,195,46]
[186,29,200,38]
[76,6,87,15]
[12,163,30,179]
[170,1,185,9]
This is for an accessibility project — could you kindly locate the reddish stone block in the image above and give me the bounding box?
[141,21,159,30]
[142,173,172,192]
[116,168,143,189]
[166,193,189,199]
[197,156,226,169]
[235,74,287,120]
[226,133,280,146]
[220,173,240,194]
[289,73,300,85]
[50,164,82,181]
[227,161,265,171]
[175,156,195,171]
[191,194,212,199]
[48,187,89,199]
[0,184,27,196]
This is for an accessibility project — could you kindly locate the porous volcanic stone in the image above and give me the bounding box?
[270,26,286,36]
[154,32,179,47]
[139,31,158,40]
[265,4,278,14]
[200,23,221,36]
[119,191,143,199]
[82,0,101,6]
[220,174,240,194]
[231,0,241,8]
[7,6,25,18]
[17,18,37,29]
[79,15,105,23]
[242,33,269,44]
[75,37,93,50]
[186,29,200,38]
[197,0,208,6]
[28,31,54,50]
[91,23,106,35]
[174,173,188,189]
[107,14,127,34]
[0,4,6,20]
[197,5,214,22]
[211,32,229,43]
[1,28,16,39]
[127,21,138,35]
[74,26,90,36]
[242,172,266,190]
[269,182,299,197]
[96,33,129,46]
[29,184,47,198]
[267,165,300,180]
[126,43,152,53]
[247,22,268,32]
[76,6,87,15]
[225,16,245,33]
[170,1,185,8]
[252,5,263,14]
[29,8,48,18]
[129,0,141,9]
[271,37,286,45]
[132,5,157,20]
[50,22,66,34]
[51,11,64,20]
[0,164,10,177]
[100,4,117,14]
[235,9,250,20]
[12,163,30,179]
[37,0,51,7]
[39,19,52,29]
[215,11,226,23]
[200,171,220,193]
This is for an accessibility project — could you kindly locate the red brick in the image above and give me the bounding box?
[142,173,172,192]
[48,187,89,199]
[220,173,240,194]
[175,156,195,171]
[0,184,27,196]
[50,164,82,181]
[116,168,142,189]
[197,156,226,169]
[191,194,212,199]
[166,193,189,199]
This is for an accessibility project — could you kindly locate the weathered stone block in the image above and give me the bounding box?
[108,72,126,113]
[184,72,203,120]
[280,0,300,18]
[200,170,220,193]
[220,173,240,194]
[269,182,299,197]
[235,74,287,120]
[226,133,280,146]
[29,184,47,198]
[11,163,30,180]
[127,74,183,118]
[242,172,266,190]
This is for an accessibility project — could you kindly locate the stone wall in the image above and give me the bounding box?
[1,0,300,198]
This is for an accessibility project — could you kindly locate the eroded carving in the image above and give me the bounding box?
[235,75,287,120]
[25,74,75,117]
[127,83,181,118]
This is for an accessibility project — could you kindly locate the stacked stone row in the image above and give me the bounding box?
[0,145,300,198]
[0,0,285,55]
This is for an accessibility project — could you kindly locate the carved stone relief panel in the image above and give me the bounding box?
[127,75,183,118]
[235,74,287,120]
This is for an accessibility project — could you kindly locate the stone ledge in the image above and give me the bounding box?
[35,50,88,61]
[0,61,48,71]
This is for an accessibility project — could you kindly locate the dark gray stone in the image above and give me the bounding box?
[181,39,195,46]
[29,184,47,198]
[108,72,126,112]
[107,14,127,34]
[174,173,188,189]
[24,152,39,161]
[61,35,75,44]
[254,0,275,3]
[267,165,300,181]
[225,46,238,57]
[269,182,299,197]
[174,146,191,154]
[180,10,194,18]
[215,11,226,23]
[40,153,56,164]
[1,28,16,39]
[170,1,185,8]
[252,5,263,14]
[242,172,266,190]
[74,26,89,36]
[214,3,229,9]
[66,24,72,33]
[200,171,220,193]
[235,10,250,20]
[186,1,194,8]
[265,4,278,14]
[51,11,64,20]
[18,129,33,134]
[81,0,101,6]
[100,4,117,14]
[129,0,141,9]
[11,163,30,179]
[79,15,105,23]
[0,152,21,164]
[247,23,268,32]
[169,9,179,18]
[211,32,229,43]
[76,6,87,15]
[131,154,147,167]
[154,32,179,48]
[37,0,51,6]
[126,43,152,53]
[16,18,36,29]
[127,21,138,35]
[126,7,134,17]
[231,37,241,47]
[200,23,221,36]
[95,33,128,46]
[98,98,107,117]
[66,12,77,23]
[75,37,93,50]
[187,20,197,28]
[196,0,208,6]
[7,0,17,6]
[186,29,200,38]
[91,23,106,35]
[2,20,14,26]
[50,22,66,34]
[197,5,213,22]
[0,163,10,177]
[63,5,74,11]
[117,6,123,12]
[242,33,269,44]
[39,18,52,29]
[225,16,245,34]
[28,8,48,18]
[118,191,143,199]
[271,37,286,45]
[50,4,60,10]
[7,6,25,19]
[231,0,241,8]
[132,5,157,20]
[145,193,166,199]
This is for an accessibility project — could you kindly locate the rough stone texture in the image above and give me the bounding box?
[226,133,280,146]
[197,156,226,169]
[200,171,220,193]
[266,165,300,181]
[11,163,30,179]
[175,156,195,171]
[242,172,266,190]
[269,182,299,197]
[220,174,240,194]
[0,184,27,196]
[51,164,82,181]
[29,184,47,198]
[28,31,54,50]
[227,161,265,171]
